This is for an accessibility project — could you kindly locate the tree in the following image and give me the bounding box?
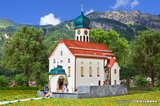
[2,26,48,86]
[90,28,129,66]
[130,30,160,87]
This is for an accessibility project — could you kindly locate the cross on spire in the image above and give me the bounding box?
[81,4,83,12]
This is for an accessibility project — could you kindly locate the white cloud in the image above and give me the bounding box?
[112,0,129,9]
[131,0,139,8]
[111,0,139,9]
[85,9,94,15]
[40,13,60,25]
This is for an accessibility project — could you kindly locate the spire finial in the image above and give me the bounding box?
[81,4,83,12]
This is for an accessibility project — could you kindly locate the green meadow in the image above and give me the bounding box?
[0,90,160,106]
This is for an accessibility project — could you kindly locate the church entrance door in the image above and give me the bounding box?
[58,76,65,92]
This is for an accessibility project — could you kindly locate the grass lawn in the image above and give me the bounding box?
[0,90,37,102]
[0,90,160,106]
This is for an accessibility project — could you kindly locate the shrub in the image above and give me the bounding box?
[134,76,148,87]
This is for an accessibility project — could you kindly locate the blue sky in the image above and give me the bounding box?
[0,0,160,25]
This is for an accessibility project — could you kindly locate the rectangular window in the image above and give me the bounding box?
[114,80,116,85]
[81,67,84,77]
[114,69,116,74]
[97,67,100,77]
[89,66,92,77]
[68,67,70,77]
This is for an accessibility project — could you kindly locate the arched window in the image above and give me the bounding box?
[81,67,84,77]
[60,51,63,56]
[68,66,70,77]
[76,36,79,41]
[89,66,92,77]
[114,69,116,74]
[80,36,82,41]
[97,67,100,77]
[83,36,85,42]
[68,58,70,63]
[86,36,89,42]
[53,59,56,64]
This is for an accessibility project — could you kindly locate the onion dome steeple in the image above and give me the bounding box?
[74,12,90,29]
[74,4,90,42]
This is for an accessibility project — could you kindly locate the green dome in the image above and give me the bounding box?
[49,65,66,75]
[74,12,90,29]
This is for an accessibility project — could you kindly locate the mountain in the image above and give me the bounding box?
[88,10,160,30]
[0,10,160,44]
[0,18,15,28]
[58,10,160,40]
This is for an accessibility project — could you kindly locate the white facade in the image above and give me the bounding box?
[49,43,75,92]
[49,43,120,92]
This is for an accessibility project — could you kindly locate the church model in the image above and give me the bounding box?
[48,11,120,93]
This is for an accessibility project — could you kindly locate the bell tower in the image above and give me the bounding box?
[74,5,90,42]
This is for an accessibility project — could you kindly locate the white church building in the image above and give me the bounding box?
[48,11,120,93]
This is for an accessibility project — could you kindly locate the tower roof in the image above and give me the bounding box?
[49,65,66,75]
[74,12,90,29]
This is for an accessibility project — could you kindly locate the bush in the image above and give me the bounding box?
[13,74,28,86]
[0,75,9,87]
[134,76,148,87]
[152,87,160,91]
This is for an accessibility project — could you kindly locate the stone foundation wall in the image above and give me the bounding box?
[77,85,127,98]
[37,85,127,98]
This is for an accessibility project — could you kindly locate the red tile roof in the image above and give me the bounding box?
[107,58,116,68]
[49,39,115,59]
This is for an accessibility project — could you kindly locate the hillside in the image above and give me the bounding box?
[0,18,15,28]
